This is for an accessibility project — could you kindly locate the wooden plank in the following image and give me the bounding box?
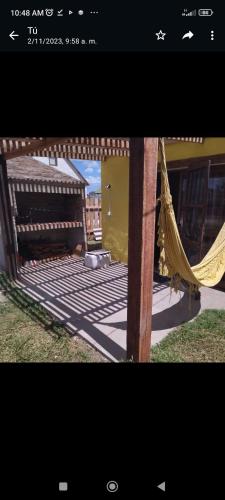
[85,196,102,232]
[16,221,83,232]
[0,155,18,279]
[2,137,130,160]
[94,209,98,227]
[81,189,88,252]
[127,138,158,362]
[1,137,204,159]
[4,137,71,159]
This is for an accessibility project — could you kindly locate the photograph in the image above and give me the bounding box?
[0,137,225,363]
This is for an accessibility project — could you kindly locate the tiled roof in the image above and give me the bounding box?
[6,156,85,186]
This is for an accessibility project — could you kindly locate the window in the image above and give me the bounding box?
[177,165,209,264]
[49,157,57,166]
[205,165,225,243]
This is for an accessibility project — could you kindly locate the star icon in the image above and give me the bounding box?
[155,30,166,40]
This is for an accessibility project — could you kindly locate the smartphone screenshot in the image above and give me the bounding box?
[0,2,224,499]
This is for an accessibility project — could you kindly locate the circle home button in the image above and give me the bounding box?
[106,481,119,493]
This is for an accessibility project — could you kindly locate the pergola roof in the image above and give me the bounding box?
[0,137,204,161]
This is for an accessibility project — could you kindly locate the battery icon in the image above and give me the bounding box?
[198,9,213,16]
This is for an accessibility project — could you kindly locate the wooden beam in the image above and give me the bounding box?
[0,137,130,160]
[3,138,71,159]
[27,152,106,162]
[127,138,158,362]
[0,137,204,160]
[0,155,18,279]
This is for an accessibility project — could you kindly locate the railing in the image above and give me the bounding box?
[85,196,102,238]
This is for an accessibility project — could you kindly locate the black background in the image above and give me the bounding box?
[1,10,225,496]
[1,51,223,137]
[0,2,223,52]
[1,363,224,498]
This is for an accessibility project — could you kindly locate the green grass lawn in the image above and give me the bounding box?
[1,273,225,363]
[0,274,106,363]
[152,309,225,362]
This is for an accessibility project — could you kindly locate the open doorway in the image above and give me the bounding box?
[72,159,102,251]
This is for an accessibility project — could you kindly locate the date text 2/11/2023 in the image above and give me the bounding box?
[27,37,98,46]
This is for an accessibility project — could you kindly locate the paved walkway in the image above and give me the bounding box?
[17,257,225,362]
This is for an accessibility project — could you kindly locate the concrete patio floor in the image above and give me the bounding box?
[17,256,225,362]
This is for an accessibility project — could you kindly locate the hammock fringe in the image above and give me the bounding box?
[157,138,225,290]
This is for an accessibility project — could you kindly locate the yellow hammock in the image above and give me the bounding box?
[157,138,225,291]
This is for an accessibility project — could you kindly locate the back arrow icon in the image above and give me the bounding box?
[182,31,194,39]
[9,31,19,40]
[157,481,166,492]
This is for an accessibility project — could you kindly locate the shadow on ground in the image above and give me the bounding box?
[17,258,129,361]
[102,289,201,332]
[0,271,127,361]
[0,264,201,362]
[0,273,66,338]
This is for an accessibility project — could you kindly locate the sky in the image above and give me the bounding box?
[72,160,101,194]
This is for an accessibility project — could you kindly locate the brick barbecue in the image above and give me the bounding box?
[6,156,88,264]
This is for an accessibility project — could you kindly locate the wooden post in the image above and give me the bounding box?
[80,189,88,252]
[127,138,158,362]
[0,155,18,279]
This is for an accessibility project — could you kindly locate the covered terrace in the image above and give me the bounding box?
[0,137,204,361]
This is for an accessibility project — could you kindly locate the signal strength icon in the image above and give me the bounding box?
[182,9,197,16]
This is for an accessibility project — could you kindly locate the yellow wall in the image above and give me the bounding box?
[165,137,225,162]
[102,138,225,263]
[101,156,129,263]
